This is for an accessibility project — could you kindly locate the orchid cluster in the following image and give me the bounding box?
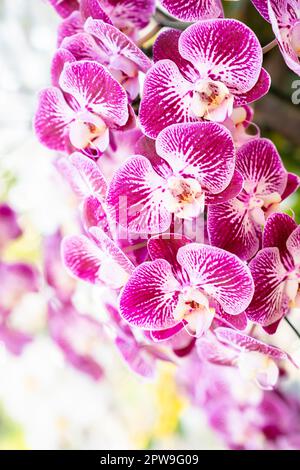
[29,0,300,449]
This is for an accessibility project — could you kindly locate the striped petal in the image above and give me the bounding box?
[160,0,223,21]
[179,19,263,93]
[177,243,254,315]
[57,152,107,200]
[85,18,151,73]
[139,59,196,139]
[263,212,297,269]
[236,139,287,197]
[34,87,74,152]
[246,247,289,326]
[251,0,270,22]
[215,327,289,362]
[59,60,128,126]
[119,259,181,330]
[107,156,171,234]
[234,68,271,107]
[207,199,262,261]
[268,0,300,76]
[156,122,235,194]
[153,28,199,82]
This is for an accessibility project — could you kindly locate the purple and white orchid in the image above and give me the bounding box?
[246,213,300,332]
[107,122,241,235]
[61,18,152,100]
[139,19,270,138]
[208,138,299,261]
[119,236,254,337]
[252,0,300,76]
[34,60,129,153]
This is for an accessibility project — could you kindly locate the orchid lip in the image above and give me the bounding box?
[162,176,205,219]
[191,78,233,121]
[173,286,215,336]
[69,111,108,150]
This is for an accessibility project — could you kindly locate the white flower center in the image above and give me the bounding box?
[163,176,204,219]
[173,286,215,336]
[69,111,108,151]
[191,79,233,122]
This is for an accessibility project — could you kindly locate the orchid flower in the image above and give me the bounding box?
[61,18,152,100]
[62,226,135,289]
[139,20,270,138]
[198,327,292,390]
[34,60,129,153]
[107,122,242,235]
[159,0,224,21]
[208,138,299,261]
[252,1,300,76]
[56,0,155,45]
[246,213,300,333]
[119,236,254,338]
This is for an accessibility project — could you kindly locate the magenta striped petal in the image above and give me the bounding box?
[82,195,110,232]
[251,0,270,22]
[89,226,135,275]
[69,152,107,197]
[62,234,103,283]
[58,152,107,200]
[156,122,235,194]
[205,170,243,205]
[139,60,196,138]
[234,68,271,106]
[179,19,263,93]
[263,213,297,269]
[135,136,172,178]
[150,322,185,342]
[196,335,238,366]
[287,225,300,265]
[153,28,200,82]
[160,0,223,21]
[215,327,289,362]
[237,139,287,197]
[268,0,300,76]
[207,199,262,260]
[51,48,75,87]
[281,172,300,201]
[215,308,248,331]
[119,259,181,330]
[80,0,112,23]
[59,60,128,125]
[34,87,74,152]
[62,228,134,286]
[177,243,254,315]
[57,12,84,46]
[49,0,79,18]
[85,18,152,73]
[147,235,190,283]
[61,32,106,62]
[246,247,289,326]
[101,0,155,30]
[107,156,171,234]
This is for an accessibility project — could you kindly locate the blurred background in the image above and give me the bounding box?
[0,0,299,450]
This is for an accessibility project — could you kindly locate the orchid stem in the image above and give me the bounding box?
[154,8,192,30]
[285,317,300,340]
[262,38,278,54]
[138,23,161,47]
